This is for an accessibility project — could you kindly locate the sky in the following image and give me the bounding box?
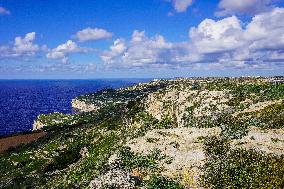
[0,0,284,79]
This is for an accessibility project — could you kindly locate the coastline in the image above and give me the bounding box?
[1,77,283,188]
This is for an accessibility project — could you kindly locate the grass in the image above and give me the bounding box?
[146,138,160,143]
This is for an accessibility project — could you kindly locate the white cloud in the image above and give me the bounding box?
[215,0,274,16]
[0,7,10,15]
[13,32,39,56]
[101,30,179,67]
[189,16,244,53]
[173,0,193,12]
[245,7,284,50]
[46,40,91,63]
[189,7,284,68]
[101,38,127,63]
[100,7,284,70]
[166,0,194,13]
[41,63,97,73]
[76,27,113,42]
[101,30,202,68]
[0,32,40,58]
[0,33,94,64]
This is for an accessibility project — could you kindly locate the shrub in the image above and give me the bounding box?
[218,115,248,139]
[241,101,284,129]
[202,136,284,189]
[146,175,184,189]
[118,147,164,171]
[44,146,81,172]
[157,116,174,129]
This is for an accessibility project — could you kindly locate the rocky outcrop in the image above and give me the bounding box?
[145,88,231,127]
[71,99,98,112]
[32,120,45,131]
[125,127,221,188]
[145,89,197,127]
[89,154,136,189]
[231,126,284,155]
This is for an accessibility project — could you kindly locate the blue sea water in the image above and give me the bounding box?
[0,79,150,137]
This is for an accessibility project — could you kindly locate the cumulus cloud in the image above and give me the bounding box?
[101,30,203,68]
[0,33,94,64]
[0,7,10,15]
[189,16,244,53]
[0,32,40,58]
[166,0,194,13]
[101,38,127,63]
[46,40,91,63]
[13,32,39,56]
[215,0,275,16]
[100,7,284,70]
[76,27,113,42]
[190,7,284,68]
[245,7,284,50]
[101,30,183,67]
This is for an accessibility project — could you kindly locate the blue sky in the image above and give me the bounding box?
[0,0,284,79]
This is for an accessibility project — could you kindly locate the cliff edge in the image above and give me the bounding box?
[1,77,284,189]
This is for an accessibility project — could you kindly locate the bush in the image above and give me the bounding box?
[157,116,174,129]
[118,147,164,171]
[44,147,81,172]
[241,101,284,129]
[218,115,248,139]
[202,136,284,189]
[146,175,184,189]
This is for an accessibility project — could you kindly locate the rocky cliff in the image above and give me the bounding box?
[1,77,284,189]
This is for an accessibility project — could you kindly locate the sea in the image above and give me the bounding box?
[0,79,150,137]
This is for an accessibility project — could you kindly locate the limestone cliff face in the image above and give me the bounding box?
[144,87,231,128]
[32,120,44,131]
[71,99,98,112]
[145,88,197,127]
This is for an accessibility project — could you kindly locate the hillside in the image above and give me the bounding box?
[0,77,284,188]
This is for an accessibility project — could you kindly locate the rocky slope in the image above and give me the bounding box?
[0,77,284,188]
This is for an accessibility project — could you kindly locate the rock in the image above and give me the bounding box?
[72,99,98,112]
[80,147,89,158]
[89,168,135,189]
[125,127,221,187]
[32,120,44,131]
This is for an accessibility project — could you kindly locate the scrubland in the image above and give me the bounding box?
[0,77,283,188]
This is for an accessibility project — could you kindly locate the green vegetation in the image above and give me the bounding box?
[0,82,167,188]
[146,137,160,143]
[241,101,284,129]
[118,147,166,172]
[117,147,181,188]
[217,114,248,139]
[146,175,184,189]
[1,77,284,188]
[202,136,284,189]
[134,112,175,131]
[37,111,100,129]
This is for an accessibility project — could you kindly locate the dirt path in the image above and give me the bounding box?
[0,132,47,153]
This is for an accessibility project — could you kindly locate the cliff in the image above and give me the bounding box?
[71,99,98,112]
[1,77,284,188]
